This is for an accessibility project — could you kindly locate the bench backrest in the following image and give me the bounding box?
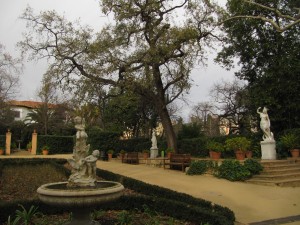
[125,152,139,158]
[170,154,191,163]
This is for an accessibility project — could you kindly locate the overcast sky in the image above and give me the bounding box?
[0,0,236,120]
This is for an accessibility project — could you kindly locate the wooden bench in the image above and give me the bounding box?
[164,154,191,172]
[100,150,108,161]
[123,152,139,164]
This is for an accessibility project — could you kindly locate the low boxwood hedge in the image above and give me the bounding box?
[97,168,235,224]
[0,159,235,225]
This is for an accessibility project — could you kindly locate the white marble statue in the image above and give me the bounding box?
[257,107,274,141]
[150,130,159,158]
[151,130,157,149]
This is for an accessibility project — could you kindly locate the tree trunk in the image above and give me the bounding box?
[152,65,178,153]
[158,105,178,153]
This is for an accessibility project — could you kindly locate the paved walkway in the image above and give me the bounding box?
[1,152,300,225]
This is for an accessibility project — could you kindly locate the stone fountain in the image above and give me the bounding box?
[37,116,124,225]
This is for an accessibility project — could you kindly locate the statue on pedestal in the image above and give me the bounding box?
[257,107,276,160]
[68,116,99,187]
[257,107,274,141]
[150,130,159,158]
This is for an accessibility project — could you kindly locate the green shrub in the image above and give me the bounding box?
[206,140,224,152]
[215,160,251,181]
[225,137,251,152]
[186,161,208,175]
[7,204,40,225]
[244,159,263,175]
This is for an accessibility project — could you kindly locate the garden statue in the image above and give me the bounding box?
[150,129,159,158]
[151,130,158,149]
[257,107,274,141]
[84,150,100,180]
[257,107,276,159]
[68,116,98,187]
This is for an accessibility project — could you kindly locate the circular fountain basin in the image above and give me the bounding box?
[37,181,124,208]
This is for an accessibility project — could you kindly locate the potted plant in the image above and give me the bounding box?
[206,140,224,160]
[225,137,251,160]
[107,149,114,160]
[246,140,254,159]
[280,133,300,158]
[0,146,4,155]
[41,145,49,155]
[166,147,174,158]
[27,142,32,152]
[142,149,150,159]
[120,150,126,162]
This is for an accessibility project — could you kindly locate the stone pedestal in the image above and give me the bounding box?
[261,140,276,160]
[150,148,158,158]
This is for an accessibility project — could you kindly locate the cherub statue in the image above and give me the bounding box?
[83,150,100,179]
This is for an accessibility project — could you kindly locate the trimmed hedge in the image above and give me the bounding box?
[87,130,152,154]
[97,168,235,224]
[87,130,121,152]
[0,158,235,225]
[37,135,74,154]
[0,135,5,148]
[178,137,208,157]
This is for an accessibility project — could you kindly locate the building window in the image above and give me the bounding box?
[12,110,21,119]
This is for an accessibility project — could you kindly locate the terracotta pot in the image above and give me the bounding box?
[246,151,253,158]
[210,151,221,160]
[120,153,125,159]
[42,150,49,155]
[143,153,149,159]
[108,153,113,160]
[290,149,300,158]
[235,150,245,160]
[167,152,172,159]
[0,149,4,155]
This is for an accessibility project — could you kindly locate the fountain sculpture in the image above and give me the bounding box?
[37,116,124,225]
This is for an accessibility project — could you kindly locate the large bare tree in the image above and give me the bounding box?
[0,43,22,128]
[0,44,21,102]
[19,1,222,152]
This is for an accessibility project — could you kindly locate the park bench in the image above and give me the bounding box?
[164,153,191,172]
[100,150,108,161]
[123,152,139,164]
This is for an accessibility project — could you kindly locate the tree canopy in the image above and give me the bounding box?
[217,0,300,133]
[19,0,222,151]
[0,43,22,129]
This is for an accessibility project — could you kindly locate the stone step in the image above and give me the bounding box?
[246,178,300,187]
[261,167,300,175]
[262,164,300,171]
[246,159,300,187]
[260,160,300,167]
[252,173,300,181]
